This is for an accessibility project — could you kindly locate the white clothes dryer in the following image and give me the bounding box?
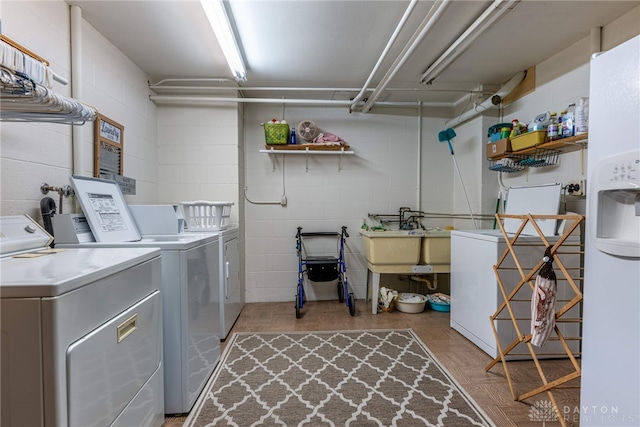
[58,233,221,414]
[0,215,164,427]
[57,175,221,414]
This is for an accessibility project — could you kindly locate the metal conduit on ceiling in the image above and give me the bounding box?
[361,0,452,113]
[150,0,522,112]
[349,0,419,113]
[420,0,520,85]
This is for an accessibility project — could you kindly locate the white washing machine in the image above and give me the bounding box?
[56,176,221,414]
[0,215,164,427]
[449,184,582,359]
[128,203,241,340]
[450,229,582,359]
[185,226,241,340]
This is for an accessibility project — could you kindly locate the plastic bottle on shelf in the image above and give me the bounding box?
[289,128,297,145]
[509,119,521,138]
[575,97,589,135]
[547,112,559,141]
[561,104,575,138]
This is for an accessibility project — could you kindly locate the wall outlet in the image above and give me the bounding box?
[567,179,586,197]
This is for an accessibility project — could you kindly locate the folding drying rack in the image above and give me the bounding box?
[485,213,584,427]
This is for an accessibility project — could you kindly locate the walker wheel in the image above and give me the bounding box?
[337,281,345,302]
[295,296,301,319]
[348,293,355,316]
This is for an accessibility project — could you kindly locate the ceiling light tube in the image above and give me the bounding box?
[200,0,247,82]
[420,0,519,85]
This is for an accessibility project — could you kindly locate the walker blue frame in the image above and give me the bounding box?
[295,226,355,318]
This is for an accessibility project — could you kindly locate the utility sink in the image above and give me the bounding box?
[359,230,422,265]
[360,228,452,315]
[420,230,451,266]
[359,229,451,267]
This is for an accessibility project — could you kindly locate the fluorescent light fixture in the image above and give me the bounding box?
[420,0,519,85]
[200,0,247,82]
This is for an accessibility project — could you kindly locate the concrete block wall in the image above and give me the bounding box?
[1,1,159,220]
[2,0,638,308]
[155,103,240,218]
[243,104,441,302]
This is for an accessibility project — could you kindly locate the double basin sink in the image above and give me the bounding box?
[359,229,451,272]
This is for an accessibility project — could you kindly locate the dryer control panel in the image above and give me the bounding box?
[0,215,52,256]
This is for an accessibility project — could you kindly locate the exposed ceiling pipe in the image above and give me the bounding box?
[590,26,602,54]
[70,5,84,176]
[349,0,418,113]
[444,70,526,128]
[420,0,520,85]
[152,77,237,86]
[148,95,445,108]
[361,0,452,113]
[149,84,481,95]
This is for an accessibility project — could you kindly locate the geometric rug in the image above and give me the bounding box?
[184,329,495,426]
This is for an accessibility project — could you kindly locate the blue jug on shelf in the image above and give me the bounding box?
[289,128,297,144]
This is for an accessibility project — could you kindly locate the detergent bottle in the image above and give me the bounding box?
[575,97,589,135]
[547,112,559,141]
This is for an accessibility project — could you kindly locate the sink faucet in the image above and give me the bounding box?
[399,207,411,230]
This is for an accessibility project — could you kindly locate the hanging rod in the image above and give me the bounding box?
[0,67,97,125]
[0,35,68,86]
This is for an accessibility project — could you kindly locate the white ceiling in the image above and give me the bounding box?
[66,0,637,107]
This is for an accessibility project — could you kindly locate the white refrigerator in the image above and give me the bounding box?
[581,35,640,426]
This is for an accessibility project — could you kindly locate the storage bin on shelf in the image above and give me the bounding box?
[263,123,290,145]
[510,130,547,151]
[487,123,513,142]
[486,138,512,159]
[180,201,233,231]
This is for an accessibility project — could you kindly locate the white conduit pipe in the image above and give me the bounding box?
[149,84,481,96]
[417,101,422,210]
[361,0,452,113]
[148,95,440,108]
[349,0,418,113]
[420,0,520,85]
[70,5,84,176]
[444,70,526,128]
[590,26,602,55]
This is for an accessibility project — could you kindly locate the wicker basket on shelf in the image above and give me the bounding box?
[263,123,290,145]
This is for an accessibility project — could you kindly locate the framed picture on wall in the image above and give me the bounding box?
[94,113,124,178]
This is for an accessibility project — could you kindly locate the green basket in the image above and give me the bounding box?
[264,123,290,145]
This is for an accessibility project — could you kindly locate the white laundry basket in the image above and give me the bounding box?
[180,201,233,231]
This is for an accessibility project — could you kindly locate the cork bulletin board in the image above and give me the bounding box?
[94,113,124,178]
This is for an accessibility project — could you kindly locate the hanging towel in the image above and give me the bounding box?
[531,246,557,347]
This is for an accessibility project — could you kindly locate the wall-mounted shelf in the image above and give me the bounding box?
[488,134,588,173]
[260,145,354,172]
[514,133,588,156]
[492,133,587,161]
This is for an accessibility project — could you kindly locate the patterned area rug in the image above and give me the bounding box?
[185,329,495,427]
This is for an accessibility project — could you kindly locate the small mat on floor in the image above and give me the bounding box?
[184,329,495,426]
